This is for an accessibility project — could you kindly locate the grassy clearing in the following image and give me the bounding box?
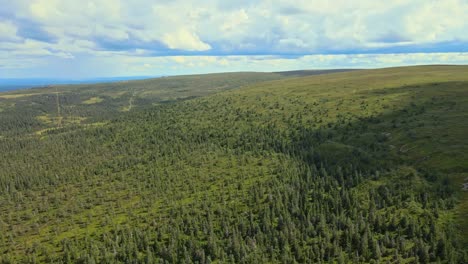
[36,114,56,124]
[0,93,41,99]
[82,97,104,104]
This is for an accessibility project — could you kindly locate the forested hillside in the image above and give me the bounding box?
[0,70,350,139]
[0,66,467,263]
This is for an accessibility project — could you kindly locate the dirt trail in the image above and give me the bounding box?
[55,87,62,127]
[399,144,417,153]
[127,90,136,111]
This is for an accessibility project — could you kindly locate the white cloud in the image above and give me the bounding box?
[0,0,467,77]
[87,53,468,77]
[278,38,308,49]
[0,39,73,59]
[3,52,467,78]
[5,0,468,55]
[0,21,21,43]
[29,0,60,19]
[404,0,467,42]
[221,9,249,32]
[162,29,211,51]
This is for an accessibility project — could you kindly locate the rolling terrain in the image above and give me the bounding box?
[0,66,467,263]
[0,70,346,138]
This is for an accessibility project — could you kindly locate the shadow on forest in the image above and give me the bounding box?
[285,80,468,173]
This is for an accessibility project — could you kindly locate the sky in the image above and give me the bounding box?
[1,0,467,79]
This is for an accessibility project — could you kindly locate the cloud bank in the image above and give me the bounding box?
[0,0,467,77]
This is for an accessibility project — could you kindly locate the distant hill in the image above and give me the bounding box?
[275,69,359,77]
[0,69,358,92]
[0,76,157,92]
[0,84,41,92]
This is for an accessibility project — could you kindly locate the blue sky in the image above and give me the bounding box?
[1,0,467,78]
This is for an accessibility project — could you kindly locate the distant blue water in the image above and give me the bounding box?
[0,76,158,92]
[0,85,42,92]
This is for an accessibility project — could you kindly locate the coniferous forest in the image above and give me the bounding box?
[0,66,467,263]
